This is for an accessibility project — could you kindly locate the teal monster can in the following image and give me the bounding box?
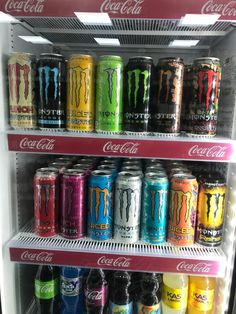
[95,55,124,132]
[141,172,169,244]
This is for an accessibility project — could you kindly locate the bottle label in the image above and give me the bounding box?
[60,276,82,297]
[162,284,188,310]
[109,301,133,314]
[85,286,107,307]
[189,287,214,311]
[35,278,59,300]
[137,302,160,313]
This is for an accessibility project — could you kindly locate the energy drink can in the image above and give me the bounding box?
[150,57,184,135]
[8,52,37,129]
[114,172,142,243]
[196,173,226,246]
[141,173,169,244]
[95,55,124,133]
[168,174,198,246]
[87,170,114,240]
[34,168,59,237]
[48,162,69,173]
[66,54,95,132]
[97,164,118,179]
[124,56,154,133]
[37,53,66,130]
[181,65,194,132]
[187,57,221,136]
[61,169,87,239]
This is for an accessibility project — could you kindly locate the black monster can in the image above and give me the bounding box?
[123,56,154,133]
[187,57,221,136]
[150,57,184,135]
[37,53,66,130]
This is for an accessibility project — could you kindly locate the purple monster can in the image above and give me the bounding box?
[60,169,87,239]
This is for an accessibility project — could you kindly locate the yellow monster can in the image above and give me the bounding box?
[66,54,95,131]
[196,173,226,247]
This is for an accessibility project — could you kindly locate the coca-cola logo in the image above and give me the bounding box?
[19,137,55,151]
[97,256,131,268]
[21,251,54,262]
[103,141,139,154]
[176,261,212,273]
[85,290,103,300]
[5,0,44,13]
[188,145,227,158]
[201,0,236,16]
[100,0,143,15]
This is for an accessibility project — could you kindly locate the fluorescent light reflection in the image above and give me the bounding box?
[94,37,120,46]
[74,12,112,25]
[169,40,199,47]
[179,14,220,26]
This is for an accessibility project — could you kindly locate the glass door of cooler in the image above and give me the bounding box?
[0,1,236,314]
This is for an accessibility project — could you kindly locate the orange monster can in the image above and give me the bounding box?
[168,174,199,246]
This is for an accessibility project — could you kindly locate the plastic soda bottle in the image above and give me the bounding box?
[162,273,188,314]
[60,267,86,314]
[109,271,132,313]
[187,276,216,314]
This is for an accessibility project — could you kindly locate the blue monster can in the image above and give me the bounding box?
[60,267,86,314]
[141,172,169,244]
[87,170,114,240]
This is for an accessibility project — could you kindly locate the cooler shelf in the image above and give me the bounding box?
[8,221,226,277]
[7,130,236,162]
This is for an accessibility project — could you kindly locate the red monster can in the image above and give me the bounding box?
[60,169,87,239]
[34,168,59,237]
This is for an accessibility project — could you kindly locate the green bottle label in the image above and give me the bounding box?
[35,278,59,300]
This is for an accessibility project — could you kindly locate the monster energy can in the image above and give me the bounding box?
[150,57,184,135]
[37,53,66,130]
[66,54,95,132]
[95,55,124,133]
[196,173,226,247]
[124,56,154,133]
[114,172,142,243]
[141,173,169,244]
[87,170,114,240]
[8,52,37,129]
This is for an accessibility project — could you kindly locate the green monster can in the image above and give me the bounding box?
[95,55,124,133]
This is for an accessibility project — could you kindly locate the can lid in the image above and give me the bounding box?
[36,167,59,175]
[158,57,183,63]
[74,163,91,169]
[48,162,68,169]
[129,56,153,61]
[118,171,141,180]
[40,53,64,59]
[91,170,113,177]
[99,55,123,61]
[204,172,226,185]
[172,173,196,180]
[121,166,142,171]
[194,57,220,62]
[63,169,86,176]
[70,54,93,59]
[10,52,36,58]
[98,164,117,170]
[145,172,168,180]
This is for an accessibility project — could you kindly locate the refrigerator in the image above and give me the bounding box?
[0,0,236,313]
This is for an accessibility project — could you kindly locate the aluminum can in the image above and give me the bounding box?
[167,174,198,246]
[87,170,114,240]
[187,57,221,136]
[124,56,154,133]
[97,164,118,179]
[34,167,59,237]
[114,172,142,243]
[150,57,184,134]
[196,173,226,246]
[8,52,37,129]
[122,160,142,167]
[60,169,87,239]
[95,55,124,132]
[145,165,165,173]
[48,162,69,173]
[37,53,66,130]
[66,54,95,132]
[141,173,169,244]
[121,166,144,178]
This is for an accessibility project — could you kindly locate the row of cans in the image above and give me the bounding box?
[34,156,226,247]
[9,52,221,136]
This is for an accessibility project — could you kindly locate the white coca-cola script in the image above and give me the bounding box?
[19,137,55,151]
[85,290,103,300]
[21,251,54,262]
[188,145,227,158]
[97,256,131,268]
[176,261,212,273]
[5,0,44,13]
[103,141,139,154]
[100,0,143,14]
[201,0,236,16]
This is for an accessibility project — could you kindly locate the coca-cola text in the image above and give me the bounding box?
[103,141,139,154]
[97,256,131,268]
[19,137,55,151]
[100,0,143,15]
[188,145,227,158]
[21,251,54,262]
[5,0,44,13]
[176,261,212,273]
[202,0,236,16]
